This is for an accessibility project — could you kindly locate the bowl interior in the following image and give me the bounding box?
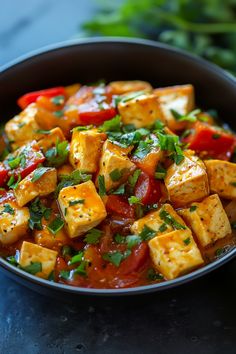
[1,38,236,295]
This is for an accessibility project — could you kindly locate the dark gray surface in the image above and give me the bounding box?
[1,1,236,353]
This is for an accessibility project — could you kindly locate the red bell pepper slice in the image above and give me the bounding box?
[17,87,66,109]
[67,86,117,125]
[134,172,162,205]
[183,121,236,160]
[118,242,149,275]
[106,195,135,219]
[0,163,8,187]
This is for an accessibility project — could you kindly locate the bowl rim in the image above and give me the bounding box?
[1,36,236,296]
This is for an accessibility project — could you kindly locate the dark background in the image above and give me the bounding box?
[1,1,236,353]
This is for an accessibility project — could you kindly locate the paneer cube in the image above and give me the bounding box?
[58,180,107,238]
[108,80,152,95]
[154,84,195,131]
[69,128,106,173]
[131,203,187,236]
[118,93,163,128]
[164,151,209,207]
[178,194,232,247]
[5,103,42,150]
[37,127,65,153]
[0,201,29,244]
[149,229,203,280]
[19,241,58,278]
[96,140,135,192]
[204,160,236,200]
[14,167,57,207]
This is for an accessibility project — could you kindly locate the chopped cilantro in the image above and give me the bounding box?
[98,175,106,196]
[45,140,69,168]
[155,164,166,180]
[62,245,74,257]
[31,167,50,183]
[59,270,71,280]
[109,168,123,182]
[74,261,87,277]
[231,221,236,229]
[7,174,21,189]
[6,255,18,266]
[139,224,156,241]
[47,217,64,235]
[159,208,186,230]
[114,233,126,244]
[36,129,51,134]
[128,169,141,188]
[133,140,152,159]
[102,251,124,267]
[51,95,65,106]
[99,115,121,132]
[126,235,142,249]
[110,184,125,195]
[147,268,164,281]
[230,182,236,187]
[56,170,92,196]
[212,133,221,139]
[84,228,103,244]
[74,125,93,131]
[128,196,142,205]
[183,237,191,245]
[69,199,85,206]
[215,248,224,257]
[120,90,146,103]
[22,262,42,275]
[159,223,168,233]
[190,205,197,212]
[171,108,200,122]
[48,271,55,282]
[29,198,52,230]
[7,156,21,169]
[1,204,15,215]
[53,110,64,118]
[69,252,83,265]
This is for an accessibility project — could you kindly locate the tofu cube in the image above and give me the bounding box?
[204,159,236,200]
[178,194,232,247]
[5,103,42,150]
[154,84,195,131]
[131,203,187,236]
[19,241,58,278]
[164,151,209,207]
[118,93,163,128]
[37,127,65,153]
[149,229,203,280]
[108,80,152,95]
[58,180,107,238]
[0,201,29,244]
[14,167,57,207]
[69,128,106,173]
[97,140,135,192]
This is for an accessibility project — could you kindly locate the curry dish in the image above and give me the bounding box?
[0,80,236,289]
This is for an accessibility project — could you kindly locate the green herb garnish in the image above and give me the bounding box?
[139,224,156,241]
[28,198,52,230]
[159,208,186,230]
[190,205,197,212]
[31,167,50,182]
[23,262,42,275]
[69,199,85,206]
[47,217,64,235]
[98,175,106,196]
[84,228,103,244]
[45,140,69,168]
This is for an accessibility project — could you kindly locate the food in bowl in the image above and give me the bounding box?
[0,80,235,289]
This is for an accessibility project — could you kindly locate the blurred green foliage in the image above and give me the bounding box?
[83,0,236,74]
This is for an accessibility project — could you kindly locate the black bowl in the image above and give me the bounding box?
[1,37,236,297]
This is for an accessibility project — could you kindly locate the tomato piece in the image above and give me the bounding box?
[134,172,162,205]
[183,121,236,160]
[119,242,149,275]
[66,86,117,125]
[0,163,8,187]
[4,141,45,180]
[106,195,135,218]
[17,87,66,109]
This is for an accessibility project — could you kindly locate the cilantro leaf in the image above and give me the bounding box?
[69,252,84,265]
[126,235,142,249]
[171,109,200,122]
[47,217,64,235]
[84,228,103,244]
[98,175,106,196]
[139,225,156,241]
[1,204,15,215]
[102,251,124,267]
[45,140,69,168]
[99,115,121,132]
[29,198,52,230]
[159,208,186,230]
[56,170,92,196]
[31,167,50,183]
[22,262,42,275]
